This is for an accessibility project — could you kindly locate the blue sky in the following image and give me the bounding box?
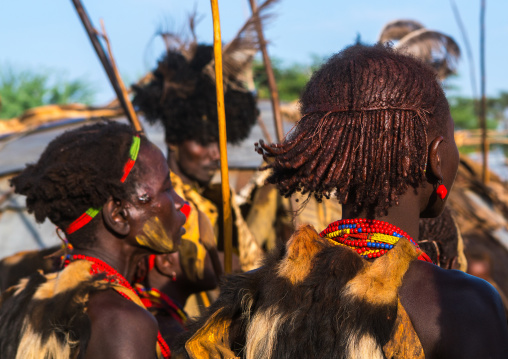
[1,0,506,104]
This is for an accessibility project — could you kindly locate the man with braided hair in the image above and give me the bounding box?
[173,44,508,358]
[0,122,186,358]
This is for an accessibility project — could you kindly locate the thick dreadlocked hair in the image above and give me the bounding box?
[10,122,145,247]
[132,45,258,145]
[418,207,459,268]
[257,44,449,216]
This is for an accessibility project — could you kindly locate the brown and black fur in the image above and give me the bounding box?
[0,245,61,293]
[174,225,420,359]
[0,261,110,359]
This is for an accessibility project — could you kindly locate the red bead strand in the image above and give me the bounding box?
[320,219,432,263]
[65,255,172,358]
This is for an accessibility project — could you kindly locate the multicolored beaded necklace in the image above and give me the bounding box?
[65,254,172,359]
[320,219,432,263]
[134,284,188,327]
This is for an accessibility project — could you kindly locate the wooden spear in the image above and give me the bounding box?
[480,0,488,184]
[70,0,143,133]
[248,0,284,143]
[450,0,478,102]
[210,0,233,274]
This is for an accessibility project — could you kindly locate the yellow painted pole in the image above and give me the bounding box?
[210,0,233,274]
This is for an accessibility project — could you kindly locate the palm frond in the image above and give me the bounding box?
[378,19,425,43]
[395,28,461,80]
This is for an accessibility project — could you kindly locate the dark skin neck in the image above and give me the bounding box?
[341,185,428,241]
[72,222,150,283]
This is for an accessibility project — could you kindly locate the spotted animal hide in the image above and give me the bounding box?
[0,261,110,359]
[174,225,423,359]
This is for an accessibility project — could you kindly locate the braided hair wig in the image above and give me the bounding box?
[257,44,449,217]
[133,45,258,146]
[10,122,145,247]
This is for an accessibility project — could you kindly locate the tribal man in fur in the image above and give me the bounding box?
[0,122,186,359]
[173,44,508,359]
[132,9,275,314]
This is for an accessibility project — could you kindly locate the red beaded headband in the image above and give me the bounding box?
[65,135,141,234]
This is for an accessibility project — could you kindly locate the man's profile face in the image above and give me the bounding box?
[174,140,220,186]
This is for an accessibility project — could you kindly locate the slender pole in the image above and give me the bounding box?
[248,0,296,221]
[450,0,478,101]
[480,0,488,184]
[71,0,143,133]
[99,20,141,133]
[248,0,284,143]
[210,0,233,274]
[257,115,273,144]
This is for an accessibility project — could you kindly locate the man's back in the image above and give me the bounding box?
[400,260,508,358]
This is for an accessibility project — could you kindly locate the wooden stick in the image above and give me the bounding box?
[70,0,143,133]
[450,0,478,101]
[99,20,142,132]
[210,0,233,274]
[248,0,284,143]
[480,0,488,184]
[249,0,296,221]
[257,114,273,143]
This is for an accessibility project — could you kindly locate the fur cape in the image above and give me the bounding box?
[173,225,425,359]
[0,260,109,359]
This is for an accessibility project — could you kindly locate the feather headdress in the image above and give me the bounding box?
[378,19,461,80]
[133,0,279,145]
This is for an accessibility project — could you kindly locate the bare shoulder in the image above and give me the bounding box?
[85,288,158,359]
[400,260,508,359]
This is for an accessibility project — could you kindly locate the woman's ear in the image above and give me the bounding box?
[154,253,177,276]
[428,135,445,181]
[102,198,130,236]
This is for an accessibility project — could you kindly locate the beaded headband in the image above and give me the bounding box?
[65,135,141,234]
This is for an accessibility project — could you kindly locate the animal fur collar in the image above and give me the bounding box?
[0,260,109,359]
[175,225,425,359]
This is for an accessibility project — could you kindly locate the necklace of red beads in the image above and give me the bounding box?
[65,254,172,358]
[320,219,432,263]
[135,284,188,326]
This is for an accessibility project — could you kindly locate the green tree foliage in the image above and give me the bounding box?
[252,56,508,132]
[0,66,95,120]
[449,93,508,130]
[253,55,325,102]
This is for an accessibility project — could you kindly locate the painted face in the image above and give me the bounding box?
[175,140,220,186]
[131,141,186,253]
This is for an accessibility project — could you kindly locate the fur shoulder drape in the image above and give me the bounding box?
[0,260,110,359]
[174,225,424,359]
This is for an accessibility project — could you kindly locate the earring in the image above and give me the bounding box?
[171,272,177,282]
[56,227,73,267]
[436,179,448,200]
